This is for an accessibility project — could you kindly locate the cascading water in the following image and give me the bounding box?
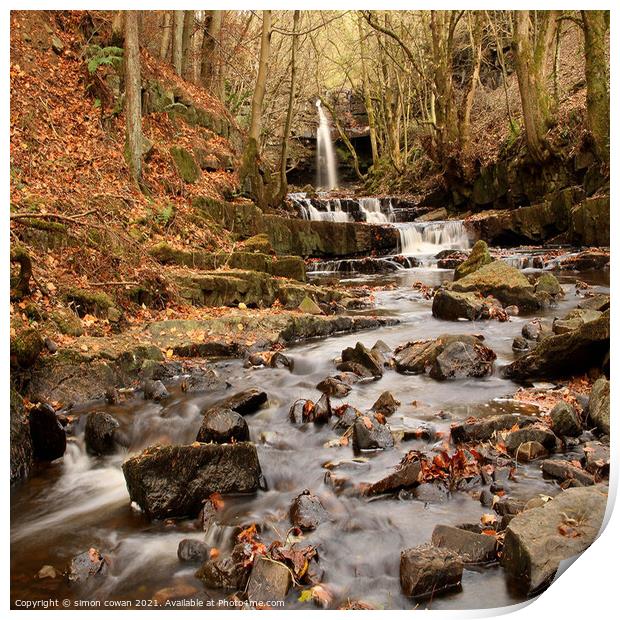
[358,197,393,224]
[316,100,338,191]
[396,221,471,256]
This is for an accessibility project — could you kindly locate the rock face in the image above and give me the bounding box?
[84,412,121,456]
[10,388,33,484]
[449,261,539,311]
[400,545,463,599]
[28,403,66,462]
[289,490,329,531]
[502,486,607,594]
[122,443,262,519]
[431,525,497,564]
[247,556,291,604]
[196,408,250,444]
[453,240,493,280]
[503,311,609,381]
[588,377,610,435]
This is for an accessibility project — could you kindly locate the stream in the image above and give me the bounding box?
[10,244,609,610]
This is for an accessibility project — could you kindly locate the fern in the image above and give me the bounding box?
[85,45,123,75]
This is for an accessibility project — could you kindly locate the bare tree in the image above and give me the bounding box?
[124,11,142,182]
[159,11,172,60]
[172,10,184,75]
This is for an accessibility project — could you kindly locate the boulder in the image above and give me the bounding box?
[67,548,108,583]
[196,408,250,444]
[298,296,323,315]
[247,555,291,604]
[550,402,581,437]
[214,389,268,415]
[371,391,400,416]
[449,261,539,311]
[143,379,169,401]
[363,459,421,496]
[10,388,32,484]
[514,441,548,462]
[400,545,463,599]
[521,318,551,341]
[541,459,595,486]
[512,336,530,352]
[534,273,563,298]
[84,411,120,456]
[431,525,497,564]
[316,377,352,398]
[504,427,557,454]
[453,240,493,280]
[429,339,496,380]
[588,377,609,435]
[177,539,210,563]
[122,442,262,519]
[553,309,602,335]
[336,361,374,379]
[195,543,250,590]
[289,490,329,531]
[431,289,488,321]
[451,414,537,443]
[28,403,66,462]
[583,441,610,476]
[578,294,610,312]
[503,311,609,381]
[502,486,607,594]
[352,415,394,451]
[341,342,383,378]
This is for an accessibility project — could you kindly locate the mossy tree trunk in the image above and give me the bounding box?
[124,10,142,182]
[512,10,558,162]
[582,10,610,163]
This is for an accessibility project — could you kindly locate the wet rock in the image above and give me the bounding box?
[214,389,268,415]
[450,261,539,311]
[480,489,494,507]
[341,342,383,378]
[196,408,250,444]
[504,427,557,454]
[400,545,463,599]
[429,340,496,380]
[122,442,262,519]
[395,338,442,373]
[550,401,581,437]
[352,415,393,451]
[290,490,329,531]
[451,414,537,443]
[195,543,250,590]
[28,402,66,462]
[515,441,548,462]
[503,311,609,381]
[534,273,563,298]
[432,289,487,321]
[553,308,602,335]
[588,377,609,435]
[313,394,333,423]
[436,250,468,270]
[453,240,493,281]
[289,399,310,424]
[494,497,526,516]
[298,296,323,315]
[431,525,498,564]
[37,565,58,579]
[363,460,421,496]
[177,539,210,563]
[521,319,550,341]
[247,555,291,604]
[557,249,609,271]
[505,305,519,316]
[67,548,109,583]
[335,361,374,379]
[512,336,530,352]
[143,379,169,401]
[84,411,120,456]
[502,486,607,594]
[412,482,449,503]
[578,294,610,312]
[153,584,200,605]
[316,377,352,398]
[333,404,361,429]
[541,459,595,486]
[371,391,400,416]
[10,388,32,484]
[583,441,610,476]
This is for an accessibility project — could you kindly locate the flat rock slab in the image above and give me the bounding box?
[431,524,497,564]
[363,460,421,496]
[400,544,463,599]
[541,459,595,486]
[213,389,268,415]
[451,414,537,444]
[502,485,608,594]
[122,442,262,519]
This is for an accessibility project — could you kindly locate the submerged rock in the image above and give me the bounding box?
[84,411,121,456]
[196,408,250,444]
[67,548,108,583]
[290,490,329,531]
[122,443,262,519]
[214,389,268,415]
[502,486,607,594]
[400,545,463,599]
[177,539,210,563]
[431,525,497,564]
[28,402,66,462]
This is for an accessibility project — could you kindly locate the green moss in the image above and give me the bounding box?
[242,233,273,254]
[63,288,114,317]
[454,240,493,280]
[51,309,84,336]
[170,146,200,184]
[10,328,44,368]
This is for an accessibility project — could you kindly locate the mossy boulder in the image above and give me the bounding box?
[51,308,84,336]
[10,328,44,368]
[298,296,323,315]
[242,234,273,254]
[170,146,200,184]
[453,240,493,280]
[63,288,114,318]
[535,273,563,298]
[570,196,610,246]
[450,261,539,311]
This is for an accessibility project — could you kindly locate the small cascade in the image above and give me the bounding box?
[316,101,338,191]
[358,197,394,224]
[396,221,471,256]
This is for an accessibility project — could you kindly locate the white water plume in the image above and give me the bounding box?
[316,100,338,191]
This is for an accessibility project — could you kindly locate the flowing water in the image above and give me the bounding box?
[10,255,609,610]
[316,101,338,191]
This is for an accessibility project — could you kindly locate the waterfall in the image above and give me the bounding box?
[316,100,338,191]
[358,198,393,224]
[395,221,471,255]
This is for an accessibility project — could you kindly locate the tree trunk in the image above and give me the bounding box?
[111,11,124,45]
[276,10,300,203]
[582,10,609,162]
[181,10,194,80]
[172,10,184,75]
[201,10,223,95]
[357,14,379,165]
[159,11,172,60]
[512,10,558,162]
[240,10,272,209]
[124,11,142,182]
